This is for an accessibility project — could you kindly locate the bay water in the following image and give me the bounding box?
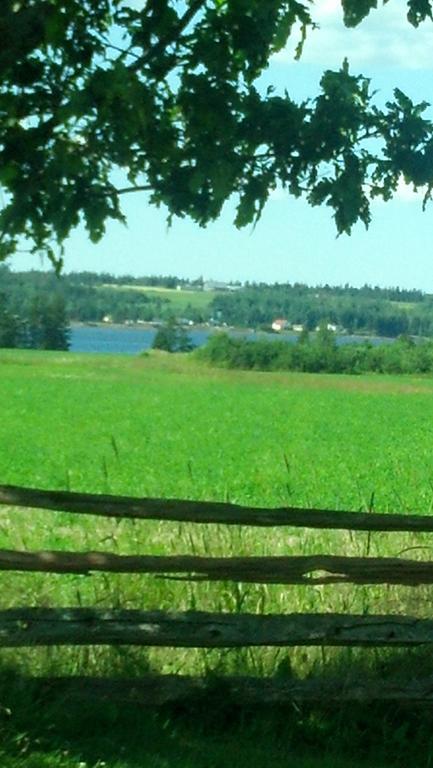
[70,325,393,355]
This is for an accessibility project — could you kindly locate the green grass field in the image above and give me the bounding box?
[100,283,217,314]
[2,349,433,767]
[4,347,433,508]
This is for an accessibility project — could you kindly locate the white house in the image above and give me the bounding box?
[315,323,338,332]
[271,318,289,332]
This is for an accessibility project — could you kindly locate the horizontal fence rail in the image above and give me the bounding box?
[2,549,433,585]
[35,674,433,704]
[4,482,433,703]
[1,483,433,532]
[3,609,433,648]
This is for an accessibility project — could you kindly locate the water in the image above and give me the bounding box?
[70,325,394,355]
[69,326,269,354]
[70,325,194,355]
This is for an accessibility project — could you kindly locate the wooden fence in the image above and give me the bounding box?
[2,483,433,704]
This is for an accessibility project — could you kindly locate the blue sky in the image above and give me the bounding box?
[9,1,433,289]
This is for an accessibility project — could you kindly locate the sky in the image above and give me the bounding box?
[8,0,433,289]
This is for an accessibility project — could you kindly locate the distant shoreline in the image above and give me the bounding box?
[70,321,255,333]
[69,321,399,342]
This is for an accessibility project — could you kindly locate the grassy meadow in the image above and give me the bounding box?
[3,350,433,669]
[3,348,433,766]
[99,283,217,315]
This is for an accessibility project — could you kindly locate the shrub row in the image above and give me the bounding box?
[197,330,433,375]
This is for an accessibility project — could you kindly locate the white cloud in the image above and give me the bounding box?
[269,185,286,202]
[313,0,344,20]
[275,0,433,70]
[394,177,426,201]
[368,177,426,209]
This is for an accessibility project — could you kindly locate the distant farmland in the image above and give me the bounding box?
[99,283,217,314]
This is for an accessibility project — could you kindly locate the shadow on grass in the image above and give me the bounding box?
[2,648,433,768]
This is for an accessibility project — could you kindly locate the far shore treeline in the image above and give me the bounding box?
[2,265,433,339]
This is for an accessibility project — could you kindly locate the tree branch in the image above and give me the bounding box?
[130,0,207,73]
[108,185,152,196]
[97,33,143,63]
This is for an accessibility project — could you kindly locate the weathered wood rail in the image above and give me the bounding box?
[2,608,433,648]
[2,483,433,704]
[2,549,433,585]
[2,483,433,532]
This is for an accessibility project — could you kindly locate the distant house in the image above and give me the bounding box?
[177,317,195,326]
[315,323,338,332]
[203,280,241,292]
[292,324,304,333]
[271,318,289,332]
[176,283,198,291]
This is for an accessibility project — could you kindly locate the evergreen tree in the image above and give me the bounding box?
[315,322,337,350]
[41,294,70,351]
[0,296,19,348]
[152,319,193,353]
[297,327,310,345]
[27,294,70,350]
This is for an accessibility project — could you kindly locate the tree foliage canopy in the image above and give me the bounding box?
[1,0,433,267]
